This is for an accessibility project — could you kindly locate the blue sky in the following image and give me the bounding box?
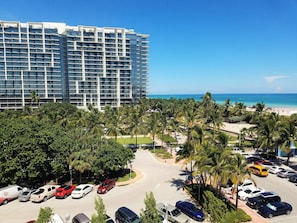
[1,0,297,94]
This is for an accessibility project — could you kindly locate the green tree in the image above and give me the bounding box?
[140,192,162,223]
[30,90,40,107]
[36,207,53,223]
[91,197,107,223]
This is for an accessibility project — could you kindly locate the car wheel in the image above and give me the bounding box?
[43,196,47,202]
[3,200,8,205]
[82,193,85,197]
[268,214,273,218]
[286,210,291,215]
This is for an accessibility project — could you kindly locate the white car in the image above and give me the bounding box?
[236,179,255,191]
[268,165,285,174]
[71,184,93,199]
[238,186,265,201]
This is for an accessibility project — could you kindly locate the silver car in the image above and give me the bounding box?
[18,188,36,202]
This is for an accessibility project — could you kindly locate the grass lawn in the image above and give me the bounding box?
[117,171,136,182]
[116,137,153,145]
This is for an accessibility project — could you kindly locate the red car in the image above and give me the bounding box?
[97,179,116,194]
[254,160,274,167]
[54,185,76,199]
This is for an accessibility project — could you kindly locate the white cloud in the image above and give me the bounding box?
[264,75,287,83]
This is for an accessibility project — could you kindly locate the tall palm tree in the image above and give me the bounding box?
[229,154,250,209]
[276,117,297,164]
[127,106,146,149]
[146,112,161,151]
[104,106,123,141]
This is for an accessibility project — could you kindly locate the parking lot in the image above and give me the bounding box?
[0,150,197,223]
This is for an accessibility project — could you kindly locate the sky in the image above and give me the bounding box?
[1,0,297,94]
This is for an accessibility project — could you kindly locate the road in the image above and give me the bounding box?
[0,150,193,223]
[252,171,297,223]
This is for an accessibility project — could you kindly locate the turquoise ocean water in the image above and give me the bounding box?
[148,94,297,108]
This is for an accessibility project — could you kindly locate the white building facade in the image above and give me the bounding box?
[0,21,149,110]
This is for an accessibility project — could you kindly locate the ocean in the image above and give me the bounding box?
[148,93,297,109]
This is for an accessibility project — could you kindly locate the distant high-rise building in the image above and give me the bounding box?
[0,21,149,110]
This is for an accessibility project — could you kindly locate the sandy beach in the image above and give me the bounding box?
[247,106,297,116]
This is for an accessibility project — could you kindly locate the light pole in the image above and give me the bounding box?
[129,161,132,180]
[69,165,73,185]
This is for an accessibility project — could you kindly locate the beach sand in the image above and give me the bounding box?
[247,107,297,116]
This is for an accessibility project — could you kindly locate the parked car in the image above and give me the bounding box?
[31,185,60,203]
[236,179,255,191]
[156,202,190,223]
[106,215,115,223]
[115,206,141,223]
[254,160,274,167]
[72,213,91,223]
[97,179,116,194]
[247,164,269,177]
[18,188,36,202]
[246,192,281,209]
[288,174,297,183]
[71,184,93,199]
[0,185,23,205]
[259,152,277,160]
[175,200,204,221]
[50,213,65,223]
[246,156,263,163]
[268,165,285,174]
[277,169,296,178]
[238,187,265,201]
[55,184,76,199]
[258,201,292,218]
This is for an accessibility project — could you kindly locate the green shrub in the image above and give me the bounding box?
[223,209,252,223]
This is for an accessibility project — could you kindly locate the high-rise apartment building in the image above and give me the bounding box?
[0,21,149,110]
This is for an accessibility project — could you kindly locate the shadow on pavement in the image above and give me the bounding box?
[169,178,185,191]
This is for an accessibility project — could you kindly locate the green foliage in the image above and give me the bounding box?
[91,197,107,223]
[140,192,162,223]
[159,134,176,143]
[222,209,251,223]
[203,190,228,223]
[151,148,173,159]
[36,207,53,223]
[116,137,153,145]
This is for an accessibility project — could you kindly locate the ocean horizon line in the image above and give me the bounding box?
[147,93,297,109]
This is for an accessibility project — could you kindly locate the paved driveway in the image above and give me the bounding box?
[0,150,195,223]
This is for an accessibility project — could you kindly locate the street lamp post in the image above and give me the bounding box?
[129,161,132,180]
[69,165,73,185]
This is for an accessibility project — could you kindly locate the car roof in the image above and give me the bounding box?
[260,192,277,197]
[117,207,138,218]
[73,213,90,222]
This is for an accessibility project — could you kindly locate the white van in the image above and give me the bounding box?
[0,185,23,205]
[49,213,65,223]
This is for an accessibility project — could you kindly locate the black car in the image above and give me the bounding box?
[72,213,91,223]
[288,174,297,183]
[246,156,263,163]
[258,201,292,218]
[115,207,141,223]
[246,192,281,209]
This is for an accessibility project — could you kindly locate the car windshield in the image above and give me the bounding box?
[190,205,201,212]
[130,216,140,223]
[22,191,30,195]
[74,188,81,191]
[266,203,277,211]
[245,189,252,194]
[171,208,181,217]
[34,189,44,195]
[56,189,63,192]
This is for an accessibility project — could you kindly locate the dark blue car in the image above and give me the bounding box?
[175,201,204,221]
[258,201,292,218]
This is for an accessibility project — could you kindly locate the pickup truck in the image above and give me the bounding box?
[156,202,190,223]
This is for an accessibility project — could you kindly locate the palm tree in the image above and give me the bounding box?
[104,106,123,141]
[276,117,297,164]
[127,106,146,149]
[229,154,250,209]
[30,90,40,107]
[146,112,161,151]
